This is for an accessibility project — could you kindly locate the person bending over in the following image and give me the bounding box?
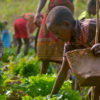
[13,13,38,56]
[46,6,100,99]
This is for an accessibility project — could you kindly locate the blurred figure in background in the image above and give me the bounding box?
[87,0,99,16]
[78,0,100,20]
[13,13,40,56]
[1,21,11,48]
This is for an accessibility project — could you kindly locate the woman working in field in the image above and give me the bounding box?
[46,6,100,99]
[13,13,38,56]
[34,0,74,74]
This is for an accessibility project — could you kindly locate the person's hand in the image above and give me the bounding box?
[91,43,100,56]
[34,13,43,27]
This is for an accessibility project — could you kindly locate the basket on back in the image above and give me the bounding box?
[21,13,36,33]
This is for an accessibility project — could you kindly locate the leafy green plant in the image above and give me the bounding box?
[21,79,82,100]
[8,56,40,77]
[1,48,10,62]
[22,95,33,100]
[0,61,3,67]
[10,75,83,100]
[51,80,82,100]
[16,57,40,77]
[0,69,4,85]
[2,74,56,99]
[0,94,6,100]
[19,74,56,97]
[1,47,15,62]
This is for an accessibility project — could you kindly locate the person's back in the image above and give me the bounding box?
[13,13,39,56]
[1,22,10,48]
[21,13,37,33]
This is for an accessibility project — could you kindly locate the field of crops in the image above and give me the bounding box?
[0,0,94,100]
[0,47,90,100]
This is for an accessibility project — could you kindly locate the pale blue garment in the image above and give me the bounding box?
[1,29,10,48]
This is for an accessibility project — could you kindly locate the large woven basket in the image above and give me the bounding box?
[66,48,100,86]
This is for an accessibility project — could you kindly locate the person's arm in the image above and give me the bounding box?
[50,43,71,96]
[36,0,47,14]
[34,0,47,26]
[50,57,70,96]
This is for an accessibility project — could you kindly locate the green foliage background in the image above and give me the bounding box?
[0,0,88,31]
[0,0,48,32]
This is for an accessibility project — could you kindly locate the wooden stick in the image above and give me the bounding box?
[91,0,99,100]
[91,87,94,100]
[95,0,99,43]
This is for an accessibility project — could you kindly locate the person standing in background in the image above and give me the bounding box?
[78,0,100,20]
[13,13,38,56]
[1,21,11,48]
